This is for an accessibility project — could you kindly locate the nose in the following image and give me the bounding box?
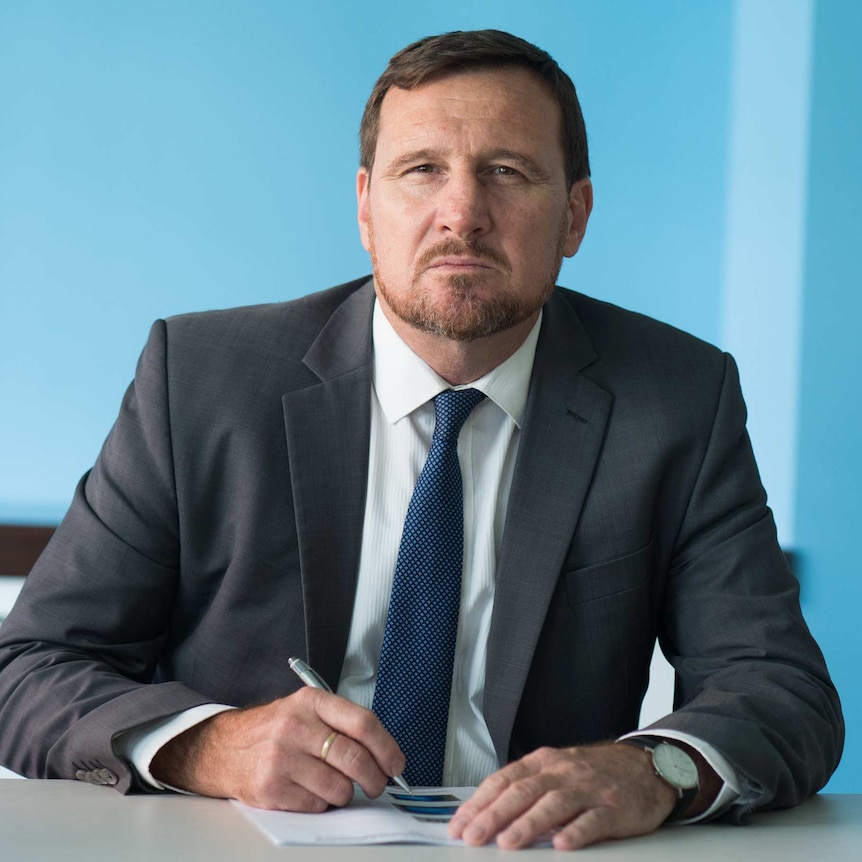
[434,172,491,239]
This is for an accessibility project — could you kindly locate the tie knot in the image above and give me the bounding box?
[432,388,486,443]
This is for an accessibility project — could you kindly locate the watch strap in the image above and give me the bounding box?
[619,736,699,821]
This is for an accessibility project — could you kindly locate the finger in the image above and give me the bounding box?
[287,749,360,808]
[286,690,403,798]
[315,730,393,799]
[237,766,333,813]
[552,807,616,851]
[308,690,406,782]
[449,758,538,838]
[494,788,590,850]
[456,773,549,846]
[230,747,351,811]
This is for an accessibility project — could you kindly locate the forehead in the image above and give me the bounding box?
[375,66,564,163]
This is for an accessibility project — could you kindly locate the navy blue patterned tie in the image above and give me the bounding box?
[372,388,486,786]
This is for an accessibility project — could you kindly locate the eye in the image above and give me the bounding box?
[489,165,520,177]
[408,164,436,174]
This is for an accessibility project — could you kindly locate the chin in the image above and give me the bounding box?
[376,268,548,342]
[410,295,536,342]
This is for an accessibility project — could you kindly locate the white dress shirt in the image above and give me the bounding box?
[337,302,541,785]
[120,299,740,819]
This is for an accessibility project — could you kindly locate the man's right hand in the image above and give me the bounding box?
[149,688,405,811]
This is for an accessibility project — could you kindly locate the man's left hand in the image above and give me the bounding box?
[448,742,678,850]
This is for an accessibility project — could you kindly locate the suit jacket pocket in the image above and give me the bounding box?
[563,536,654,605]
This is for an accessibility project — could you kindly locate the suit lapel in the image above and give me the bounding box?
[282,283,375,690]
[484,292,613,764]
[281,283,612,734]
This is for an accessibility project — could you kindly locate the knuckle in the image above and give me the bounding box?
[291,687,319,709]
[515,809,544,835]
[454,806,480,829]
[349,710,379,740]
[510,775,544,802]
[543,786,573,810]
[320,772,355,807]
[296,795,329,814]
[339,739,370,773]
[483,770,512,793]
[600,781,626,809]
[527,745,558,767]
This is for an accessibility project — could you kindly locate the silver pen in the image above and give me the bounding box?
[288,656,413,795]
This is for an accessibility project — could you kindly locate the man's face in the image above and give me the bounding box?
[357,66,592,342]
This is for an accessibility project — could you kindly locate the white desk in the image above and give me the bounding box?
[1,782,859,860]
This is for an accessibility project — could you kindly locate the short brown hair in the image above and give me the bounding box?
[359,29,590,189]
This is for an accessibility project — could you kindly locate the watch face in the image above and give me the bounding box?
[654,744,699,790]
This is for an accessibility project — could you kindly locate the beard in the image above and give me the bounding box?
[368,223,566,343]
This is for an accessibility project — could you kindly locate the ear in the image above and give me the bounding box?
[562,178,593,258]
[357,167,372,252]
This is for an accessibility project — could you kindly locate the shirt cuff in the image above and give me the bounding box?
[114,703,236,792]
[618,728,743,823]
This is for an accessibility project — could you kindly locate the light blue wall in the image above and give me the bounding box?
[0,0,733,520]
[720,0,813,547]
[793,0,862,794]
[0,1,858,789]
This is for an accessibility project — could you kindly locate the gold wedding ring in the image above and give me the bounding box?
[320,731,338,762]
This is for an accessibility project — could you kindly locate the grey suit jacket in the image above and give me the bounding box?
[0,277,843,810]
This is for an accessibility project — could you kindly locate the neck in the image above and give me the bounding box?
[377,299,538,385]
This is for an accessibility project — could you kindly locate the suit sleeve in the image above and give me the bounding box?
[646,353,843,814]
[0,321,216,792]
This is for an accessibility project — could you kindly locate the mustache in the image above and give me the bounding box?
[415,239,512,274]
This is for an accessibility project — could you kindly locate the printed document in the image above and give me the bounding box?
[234,786,476,845]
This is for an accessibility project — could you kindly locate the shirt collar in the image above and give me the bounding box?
[372,300,541,428]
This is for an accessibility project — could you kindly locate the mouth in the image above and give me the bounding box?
[414,240,511,277]
[426,256,496,271]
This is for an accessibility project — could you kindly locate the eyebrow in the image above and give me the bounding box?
[383,149,441,175]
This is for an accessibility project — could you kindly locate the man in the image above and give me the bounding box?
[0,30,842,851]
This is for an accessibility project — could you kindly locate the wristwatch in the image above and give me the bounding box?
[620,736,699,821]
